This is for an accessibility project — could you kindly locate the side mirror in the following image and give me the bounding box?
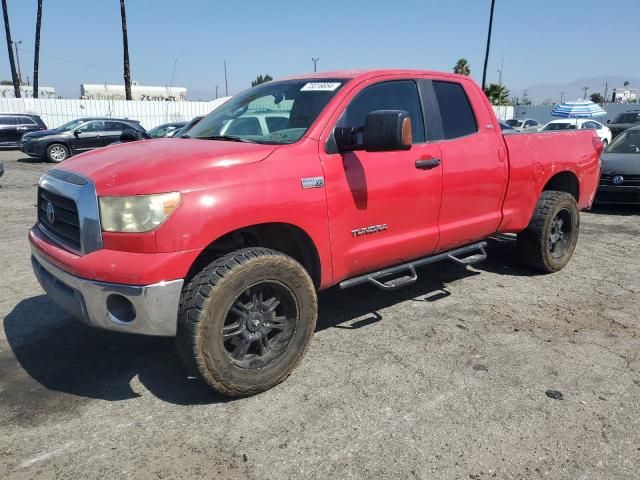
[335,110,412,152]
[73,130,81,137]
[607,119,611,123]
[120,128,143,142]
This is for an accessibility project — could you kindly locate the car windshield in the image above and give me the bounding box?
[612,113,640,124]
[606,129,640,154]
[57,119,86,132]
[543,122,576,131]
[186,78,348,144]
[506,119,522,127]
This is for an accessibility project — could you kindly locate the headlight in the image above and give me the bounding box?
[99,192,181,232]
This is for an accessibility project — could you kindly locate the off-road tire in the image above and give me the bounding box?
[517,191,580,273]
[46,143,69,163]
[176,247,317,397]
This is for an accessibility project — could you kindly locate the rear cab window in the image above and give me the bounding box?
[432,81,478,139]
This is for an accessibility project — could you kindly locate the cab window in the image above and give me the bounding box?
[337,80,426,143]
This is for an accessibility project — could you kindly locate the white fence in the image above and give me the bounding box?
[0,97,231,130]
[0,96,515,129]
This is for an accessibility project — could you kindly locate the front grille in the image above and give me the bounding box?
[38,187,81,251]
[600,174,640,186]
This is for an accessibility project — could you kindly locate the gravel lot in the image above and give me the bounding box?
[0,149,639,480]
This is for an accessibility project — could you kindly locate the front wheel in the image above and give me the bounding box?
[517,191,580,273]
[46,143,69,163]
[176,247,317,397]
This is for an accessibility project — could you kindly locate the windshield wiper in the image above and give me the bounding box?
[196,135,255,143]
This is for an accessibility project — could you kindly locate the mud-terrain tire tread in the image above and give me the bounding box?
[176,247,317,397]
[517,191,579,273]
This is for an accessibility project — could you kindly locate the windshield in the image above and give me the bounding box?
[606,129,640,154]
[543,122,576,131]
[612,113,640,124]
[506,119,522,127]
[148,124,182,138]
[57,119,86,132]
[186,78,348,144]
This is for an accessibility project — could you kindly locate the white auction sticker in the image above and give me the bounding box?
[300,82,341,92]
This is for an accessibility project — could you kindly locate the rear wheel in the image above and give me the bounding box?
[176,247,317,397]
[46,143,69,163]
[517,191,580,273]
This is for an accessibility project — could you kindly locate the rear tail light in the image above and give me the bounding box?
[592,136,604,155]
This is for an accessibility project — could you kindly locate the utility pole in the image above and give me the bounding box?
[215,85,218,99]
[497,57,504,87]
[481,0,496,91]
[559,91,566,103]
[167,58,177,99]
[1,0,20,97]
[312,57,319,73]
[224,61,228,96]
[582,86,589,100]
[603,81,609,104]
[13,40,22,85]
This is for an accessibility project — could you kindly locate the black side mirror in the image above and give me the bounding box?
[73,130,80,137]
[607,119,611,123]
[335,110,412,152]
[120,128,143,142]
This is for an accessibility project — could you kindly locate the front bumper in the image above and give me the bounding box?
[31,247,184,336]
[20,141,43,156]
[595,185,640,204]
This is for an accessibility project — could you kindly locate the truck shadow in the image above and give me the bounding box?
[3,238,529,407]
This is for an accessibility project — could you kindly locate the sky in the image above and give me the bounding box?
[1,0,639,100]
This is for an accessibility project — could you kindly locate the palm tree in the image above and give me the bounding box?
[120,0,132,100]
[32,0,42,98]
[484,83,510,105]
[1,0,20,97]
[453,58,470,76]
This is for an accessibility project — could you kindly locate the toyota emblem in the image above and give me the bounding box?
[612,175,624,185]
[46,201,56,224]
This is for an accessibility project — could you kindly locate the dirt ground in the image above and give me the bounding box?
[0,149,639,480]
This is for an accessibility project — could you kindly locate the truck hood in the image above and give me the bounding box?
[601,153,640,175]
[58,138,279,195]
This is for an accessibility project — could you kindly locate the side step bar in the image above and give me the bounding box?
[339,241,488,291]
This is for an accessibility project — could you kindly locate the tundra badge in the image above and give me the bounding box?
[351,224,388,237]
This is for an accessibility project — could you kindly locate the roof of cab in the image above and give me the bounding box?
[279,69,469,82]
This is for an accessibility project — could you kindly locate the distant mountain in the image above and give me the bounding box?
[516,76,640,105]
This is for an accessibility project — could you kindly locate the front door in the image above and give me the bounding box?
[72,120,105,151]
[319,78,443,282]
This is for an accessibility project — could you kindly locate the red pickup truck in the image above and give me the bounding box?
[30,70,602,396]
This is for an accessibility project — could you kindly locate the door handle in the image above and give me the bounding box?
[415,158,441,170]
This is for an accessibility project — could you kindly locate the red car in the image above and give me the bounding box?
[30,69,602,396]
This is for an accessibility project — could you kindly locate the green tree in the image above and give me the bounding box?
[453,58,470,76]
[484,83,510,105]
[251,74,273,87]
[590,92,604,104]
[624,81,630,87]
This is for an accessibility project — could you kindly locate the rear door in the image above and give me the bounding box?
[104,121,131,145]
[0,116,17,144]
[15,115,40,139]
[426,79,508,251]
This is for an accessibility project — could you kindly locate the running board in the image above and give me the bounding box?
[339,242,488,291]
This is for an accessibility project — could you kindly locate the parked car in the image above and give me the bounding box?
[499,121,518,134]
[20,118,147,162]
[541,118,612,146]
[0,113,47,148]
[595,125,640,204]
[505,118,540,132]
[606,110,640,139]
[147,122,187,138]
[0,160,4,178]
[174,116,204,137]
[30,69,601,397]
